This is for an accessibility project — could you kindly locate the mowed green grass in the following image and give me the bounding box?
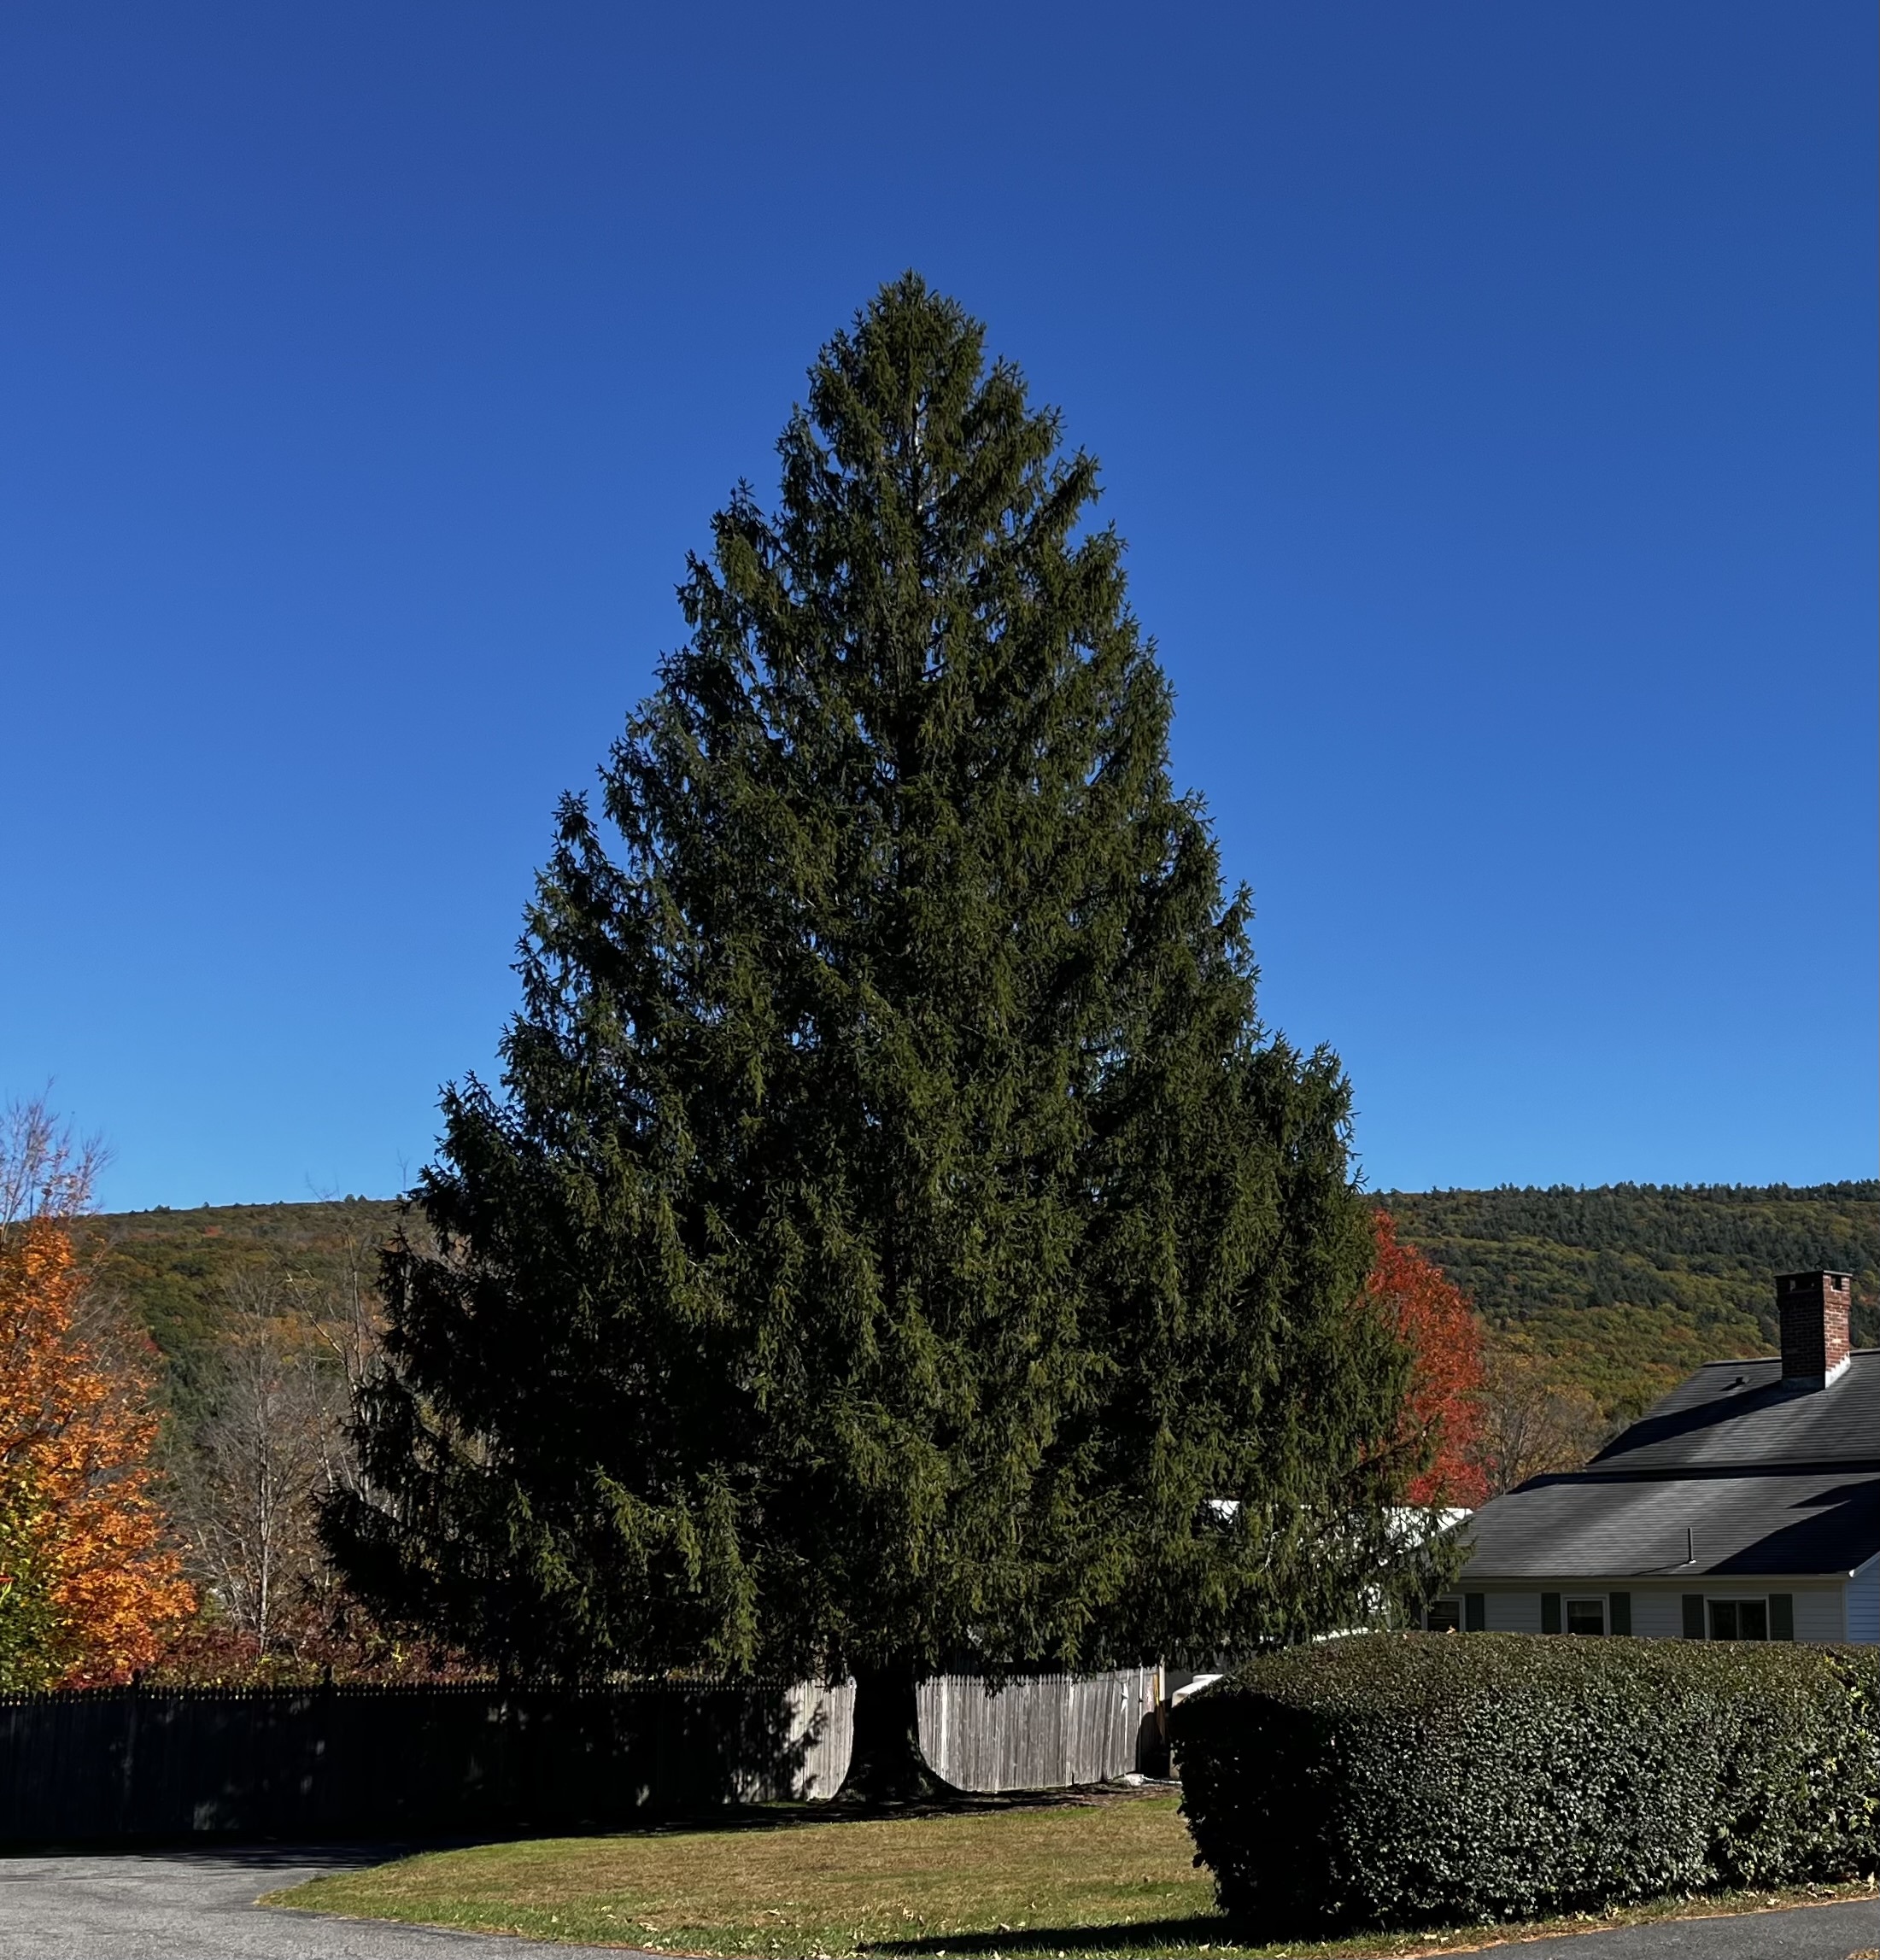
[273,1795,1225,1957]
[267,1794,1879,1959]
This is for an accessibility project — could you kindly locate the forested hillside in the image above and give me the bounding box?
[73,1198,401,1426]
[1380,1181,1879,1419]
[78,1181,1879,1431]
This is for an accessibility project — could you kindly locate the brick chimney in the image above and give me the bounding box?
[1776,1270,1853,1389]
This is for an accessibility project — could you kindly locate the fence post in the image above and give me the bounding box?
[119,1677,141,1836]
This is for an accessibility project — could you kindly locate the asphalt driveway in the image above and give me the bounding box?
[0,1846,656,1958]
[1472,1898,1877,1958]
[0,1846,1871,1959]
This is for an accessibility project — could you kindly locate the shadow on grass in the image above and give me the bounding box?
[559,1785,1163,1840]
[871,1917,1235,1955]
[0,1785,1155,1861]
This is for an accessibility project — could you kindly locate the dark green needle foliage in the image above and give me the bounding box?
[324,278,1429,1782]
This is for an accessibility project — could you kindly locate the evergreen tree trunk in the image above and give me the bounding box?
[835,1659,963,1805]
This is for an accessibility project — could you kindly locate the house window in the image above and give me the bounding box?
[1424,1598,1462,1632]
[1565,1597,1607,1636]
[1707,1598,1769,1641]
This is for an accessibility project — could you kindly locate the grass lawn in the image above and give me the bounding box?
[268,1792,1877,1959]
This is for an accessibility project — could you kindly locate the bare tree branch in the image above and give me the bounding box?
[0,1091,108,1231]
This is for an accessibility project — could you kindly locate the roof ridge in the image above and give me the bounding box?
[1550,1460,1880,1484]
[1694,1349,1880,1369]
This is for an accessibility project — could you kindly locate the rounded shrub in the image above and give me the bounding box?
[1170,1632,1880,1935]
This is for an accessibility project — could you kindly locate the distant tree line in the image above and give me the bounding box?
[1382,1180,1879,1421]
[43,1173,1872,1688]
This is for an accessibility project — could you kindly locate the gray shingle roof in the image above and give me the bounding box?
[1457,1348,1880,1583]
[1460,1467,1880,1579]
[1589,1349,1880,1475]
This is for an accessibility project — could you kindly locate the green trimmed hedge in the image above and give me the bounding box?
[1170,1633,1880,1934]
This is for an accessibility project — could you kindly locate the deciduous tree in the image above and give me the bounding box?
[0,1099,194,1687]
[1367,1212,1487,1508]
[1472,1343,1608,1495]
[174,1272,349,1659]
[326,279,1439,1797]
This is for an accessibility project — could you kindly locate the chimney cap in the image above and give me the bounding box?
[1777,1269,1852,1288]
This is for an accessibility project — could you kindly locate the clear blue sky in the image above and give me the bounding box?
[2,3,1873,1212]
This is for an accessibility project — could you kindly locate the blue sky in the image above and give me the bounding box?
[1,3,1873,1212]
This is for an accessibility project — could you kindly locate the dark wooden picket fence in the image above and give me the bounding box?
[0,1678,847,1840]
[0,1668,1155,1840]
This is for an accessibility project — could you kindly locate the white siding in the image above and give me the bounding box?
[1625,1583,1842,1643]
[1793,1585,1846,1645]
[1483,1590,1543,1632]
[1471,1584,1852,1643]
[1848,1558,1879,1645]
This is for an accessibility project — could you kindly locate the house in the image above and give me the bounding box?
[1429,1270,1878,1643]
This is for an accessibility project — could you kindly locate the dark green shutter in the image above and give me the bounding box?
[1609,1591,1631,1635]
[1770,1594,1794,1641]
[1465,1592,1486,1632]
[1682,1594,1706,1639]
[1541,1592,1561,1634]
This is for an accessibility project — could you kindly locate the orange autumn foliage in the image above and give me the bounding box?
[1369,1209,1487,1508]
[0,1217,195,1685]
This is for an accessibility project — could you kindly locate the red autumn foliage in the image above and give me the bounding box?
[149,1603,483,1688]
[1369,1209,1487,1507]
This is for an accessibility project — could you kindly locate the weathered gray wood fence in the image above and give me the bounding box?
[0,1668,1154,1840]
[918,1669,1154,1792]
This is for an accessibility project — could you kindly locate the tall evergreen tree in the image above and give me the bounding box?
[325,277,1431,1797]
